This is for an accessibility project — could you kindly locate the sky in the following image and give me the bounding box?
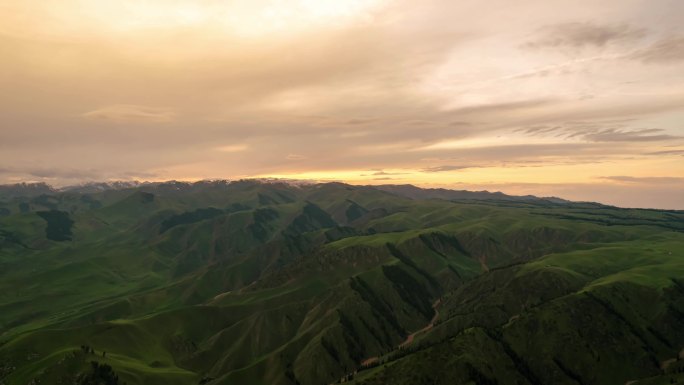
[1,0,683,209]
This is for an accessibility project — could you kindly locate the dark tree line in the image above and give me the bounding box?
[77,361,120,385]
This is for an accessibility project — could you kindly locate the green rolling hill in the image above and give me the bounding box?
[0,180,682,385]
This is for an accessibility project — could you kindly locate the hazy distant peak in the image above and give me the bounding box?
[60,181,143,193]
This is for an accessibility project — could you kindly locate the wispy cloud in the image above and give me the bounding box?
[368,170,410,176]
[599,176,684,184]
[518,121,681,143]
[646,149,684,156]
[421,165,472,173]
[583,128,679,142]
[82,105,175,123]
[630,36,684,63]
[524,22,647,49]
[215,144,248,152]
[0,166,157,182]
[286,154,307,160]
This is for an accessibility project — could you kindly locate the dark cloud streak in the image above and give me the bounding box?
[524,22,647,49]
[630,36,684,63]
[421,165,472,173]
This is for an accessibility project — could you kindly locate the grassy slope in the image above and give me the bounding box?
[352,232,684,385]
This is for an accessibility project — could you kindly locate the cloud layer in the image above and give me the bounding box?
[1,0,683,208]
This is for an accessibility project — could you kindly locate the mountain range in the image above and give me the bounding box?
[0,180,682,385]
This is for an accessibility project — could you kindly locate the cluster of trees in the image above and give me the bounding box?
[36,210,74,241]
[79,345,95,355]
[78,345,107,357]
[77,361,120,385]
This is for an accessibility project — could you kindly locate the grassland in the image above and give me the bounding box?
[0,181,682,385]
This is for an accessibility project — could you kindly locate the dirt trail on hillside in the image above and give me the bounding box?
[336,299,443,383]
[356,298,442,371]
[625,347,684,385]
[661,358,677,370]
[479,255,490,272]
[399,299,441,348]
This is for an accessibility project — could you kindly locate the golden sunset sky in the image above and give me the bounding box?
[1,0,683,208]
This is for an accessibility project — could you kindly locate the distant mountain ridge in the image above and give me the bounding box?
[373,184,573,204]
[0,182,56,197]
[0,179,575,206]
